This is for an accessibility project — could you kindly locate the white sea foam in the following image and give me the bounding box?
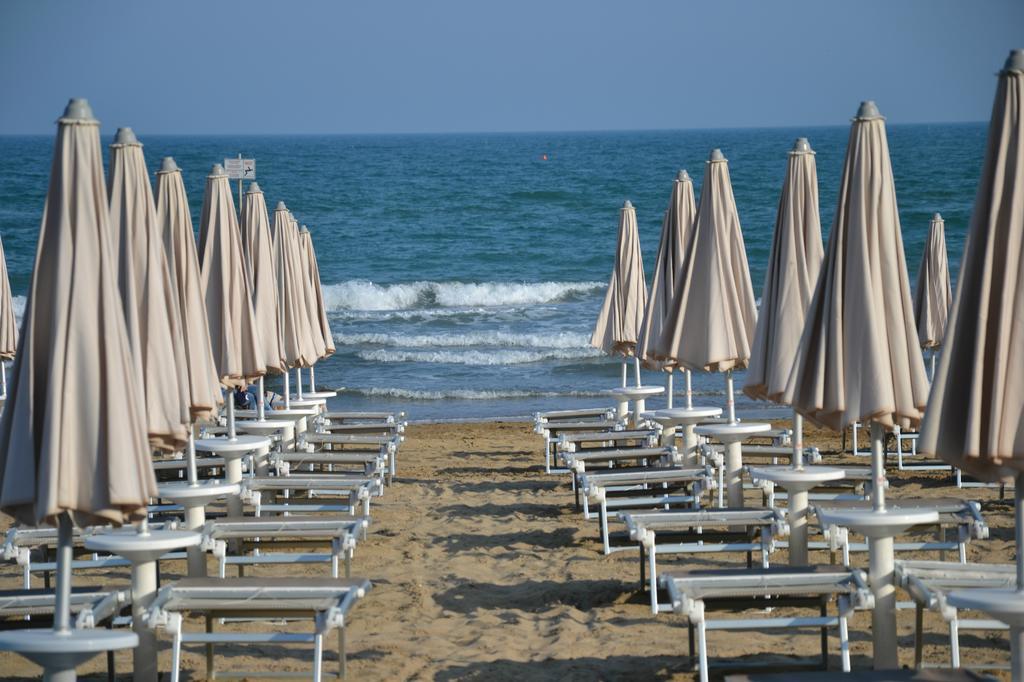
[12,295,25,323]
[321,280,603,312]
[357,347,603,366]
[334,330,591,349]
[338,387,608,400]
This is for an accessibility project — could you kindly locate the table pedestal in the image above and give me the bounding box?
[695,421,771,508]
[643,407,722,465]
[0,629,138,682]
[157,481,240,576]
[194,435,271,517]
[84,530,201,682]
[818,507,939,669]
[747,466,845,565]
[606,386,665,427]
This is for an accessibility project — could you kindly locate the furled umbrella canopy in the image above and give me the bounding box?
[0,99,154,527]
[744,138,824,403]
[784,102,929,432]
[155,157,222,421]
[108,128,189,452]
[637,171,696,369]
[272,202,319,369]
[913,213,953,350]
[591,200,648,357]
[920,51,1024,479]
[659,149,758,373]
[240,182,287,374]
[290,214,327,360]
[198,164,266,387]
[299,226,335,359]
[0,232,16,362]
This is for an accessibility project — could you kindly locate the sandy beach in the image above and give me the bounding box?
[0,419,1014,680]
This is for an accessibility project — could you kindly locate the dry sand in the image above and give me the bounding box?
[0,419,1015,680]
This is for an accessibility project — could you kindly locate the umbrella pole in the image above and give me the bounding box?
[633,356,641,387]
[309,365,316,392]
[666,371,673,409]
[53,514,72,635]
[929,349,937,383]
[226,387,236,440]
[1,359,6,400]
[725,369,736,423]
[296,367,304,400]
[1014,472,1024,678]
[187,426,198,486]
[686,369,693,410]
[867,420,898,669]
[257,376,266,421]
[284,370,291,410]
[792,410,803,470]
[620,359,627,388]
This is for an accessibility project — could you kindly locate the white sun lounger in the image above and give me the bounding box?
[323,410,405,424]
[242,477,381,517]
[621,508,790,613]
[201,516,369,579]
[304,433,400,481]
[562,446,680,516]
[146,577,371,682]
[537,419,621,473]
[659,566,872,682]
[813,498,988,565]
[895,559,1015,671]
[580,466,712,553]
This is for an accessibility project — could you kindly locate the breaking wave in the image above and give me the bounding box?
[334,330,590,349]
[337,387,607,400]
[321,280,603,312]
[357,347,603,366]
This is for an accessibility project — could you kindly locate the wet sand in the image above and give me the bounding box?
[0,420,1015,680]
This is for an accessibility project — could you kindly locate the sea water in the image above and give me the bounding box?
[0,124,986,421]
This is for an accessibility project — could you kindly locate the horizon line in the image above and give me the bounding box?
[0,118,987,138]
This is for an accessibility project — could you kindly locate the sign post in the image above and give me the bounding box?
[224,155,255,218]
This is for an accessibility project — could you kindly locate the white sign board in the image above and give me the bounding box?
[223,158,255,180]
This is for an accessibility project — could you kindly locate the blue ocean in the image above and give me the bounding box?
[0,124,986,421]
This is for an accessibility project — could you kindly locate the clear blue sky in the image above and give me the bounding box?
[0,0,1020,135]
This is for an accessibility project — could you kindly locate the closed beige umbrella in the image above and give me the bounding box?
[155,157,222,424]
[660,149,758,420]
[919,50,1024,677]
[0,231,16,398]
[591,200,648,386]
[289,216,325,399]
[271,203,318,407]
[913,213,953,379]
[198,164,266,439]
[637,171,697,407]
[240,183,286,419]
[108,128,189,453]
[299,226,335,359]
[299,226,335,395]
[741,138,838,566]
[0,100,152,672]
[784,101,933,669]
[745,139,824,405]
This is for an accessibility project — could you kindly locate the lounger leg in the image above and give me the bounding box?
[950,618,961,668]
[339,626,347,679]
[648,532,658,615]
[914,604,924,668]
[171,630,182,682]
[600,501,610,555]
[839,614,851,672]
[820,601,828,668]
[313,632,323,682]
[639,543,645,590]
[346,548,353,579]
[697,617,709,682]
[687,622,695,669]
[206,615,215,680]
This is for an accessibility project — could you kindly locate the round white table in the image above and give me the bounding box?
[816,506,939,669]
[84,529,201,682]
[194,435,271,517]
[747,465,845,565]
[298,390,336,399]
[695,421,771,508]
[605,385,665,427]
[0,628,138,681]
[235,420,296,470]
[157,480,240,576]
[642,406,722,465]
